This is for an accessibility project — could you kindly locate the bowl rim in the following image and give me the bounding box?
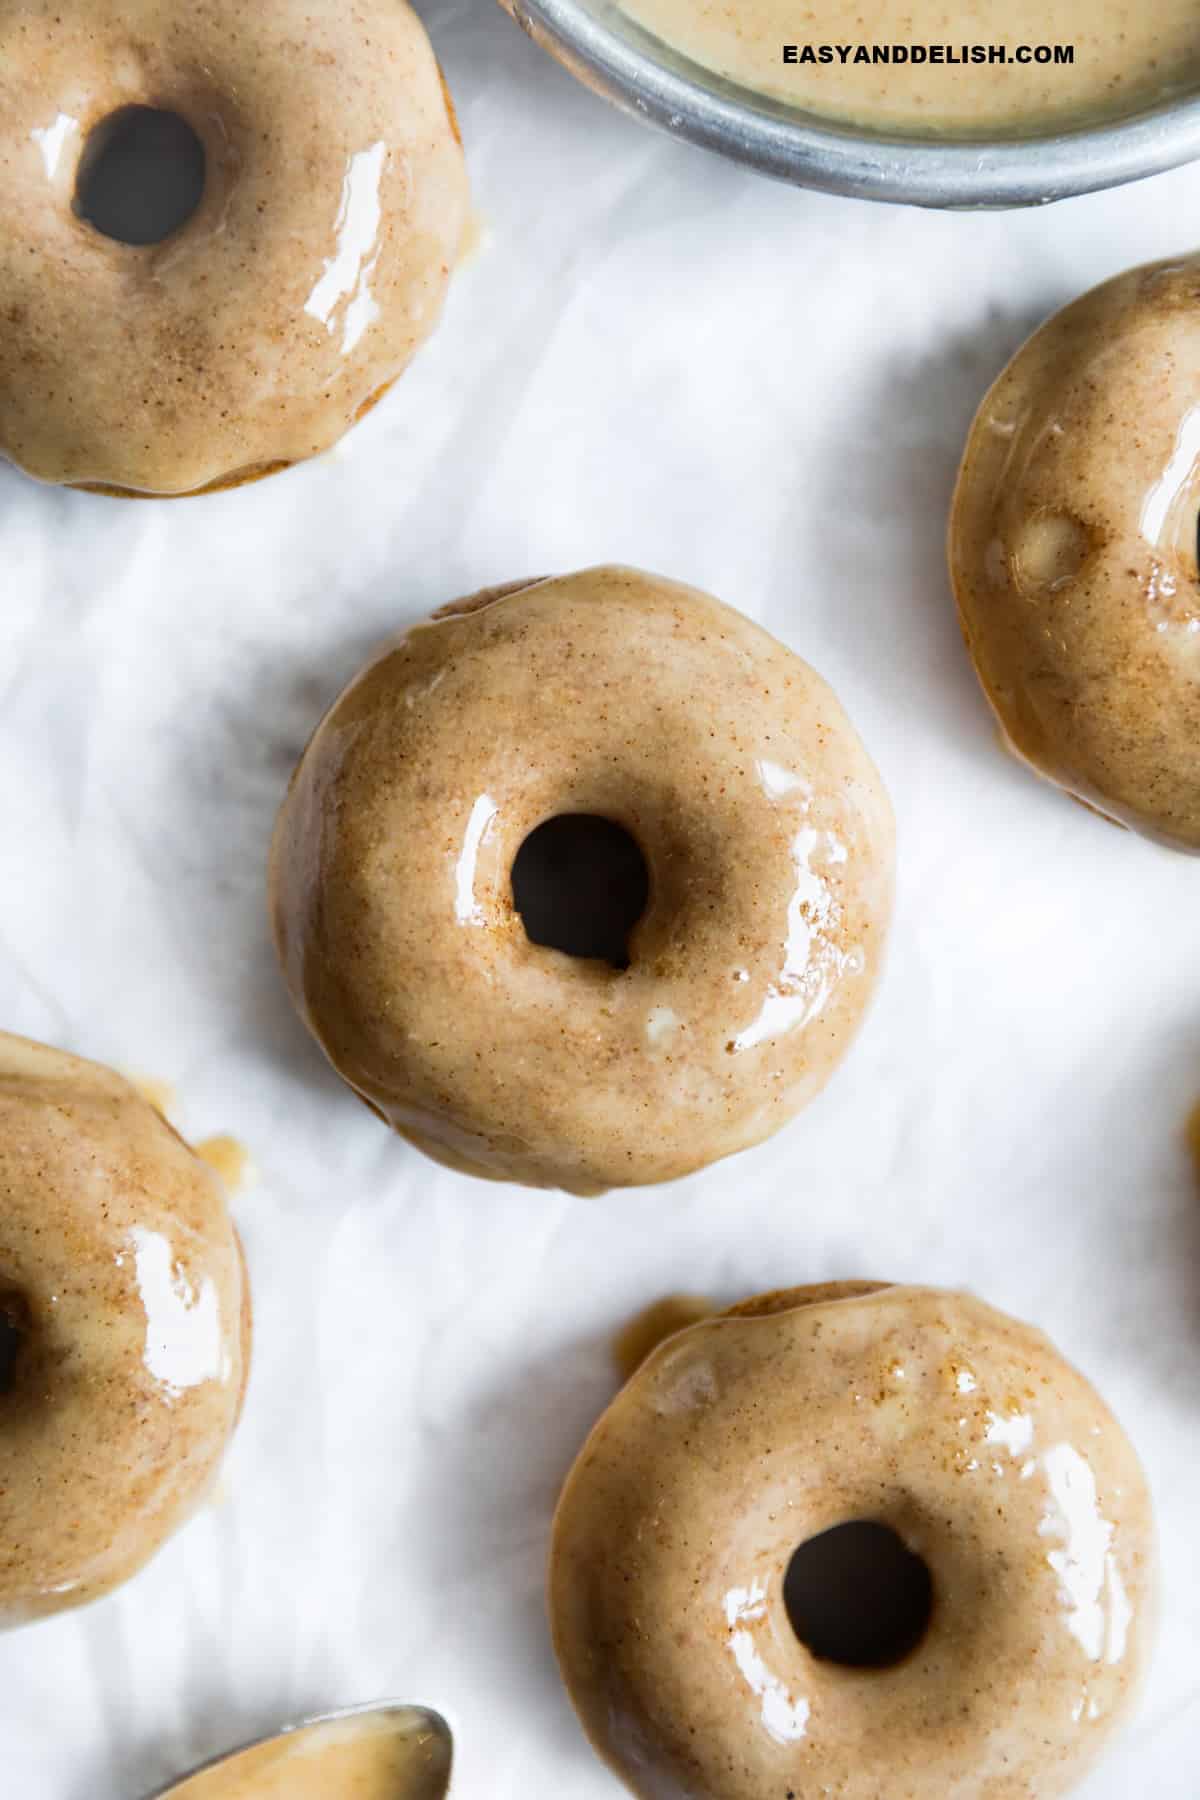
[504,0,1200,207]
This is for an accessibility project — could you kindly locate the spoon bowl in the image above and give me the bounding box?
[150,1702,452,1800]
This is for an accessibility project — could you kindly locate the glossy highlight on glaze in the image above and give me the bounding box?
[303,140,388,356]
[550,1283,1156,1799]
[0,0,468,494]
[0,1032,250,1627]
[269,567,895,1194]
[158,1704,452,1800]
[950,255,1200,850]
[129,1226,231,1396]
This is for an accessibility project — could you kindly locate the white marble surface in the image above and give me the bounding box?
[3,4,1200,1795]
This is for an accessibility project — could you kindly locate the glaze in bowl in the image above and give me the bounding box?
[498,0,1200,207]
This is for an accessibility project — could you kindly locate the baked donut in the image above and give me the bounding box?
[269,566,894,1194]
[949,256,1200,850]
[0,0,468,495]
[0,1032,250,1626]
[550,1282,1156,1800]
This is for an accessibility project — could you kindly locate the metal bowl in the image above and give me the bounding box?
[499,0,1200,207]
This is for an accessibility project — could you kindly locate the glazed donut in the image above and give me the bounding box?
[550,1282,1156,1799]
[269,566,894,1194]
[949,256,1200,850]
[0,1032,250,1626]
[0,0,467,495]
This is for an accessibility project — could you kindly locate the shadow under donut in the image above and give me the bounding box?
[71,1682,313,1800]
[1140,1022,1200,1362]
[364,1321,622,1754]
[812,303,1059,773]
[136,616,399,1107]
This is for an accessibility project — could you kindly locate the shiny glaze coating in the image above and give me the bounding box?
[161,1706,451,1800]
[0,1032,250,1626]
[950,256,1200,850]
[550,1283,1156,1799]
[0,0,467,495]
[269,567,894,1194]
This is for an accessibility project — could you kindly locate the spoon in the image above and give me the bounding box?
[150,1702,453,1799]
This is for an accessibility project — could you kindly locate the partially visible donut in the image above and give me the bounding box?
[550,1282,1156,1799]
[0,0,468,495]
[0,1032,250,1626]
[949,256,1200,850]
[269,566,894,1194]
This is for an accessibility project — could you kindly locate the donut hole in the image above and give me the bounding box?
[511,815,649,970]
[0,1289,29,1394]
[784,1521,933,1669]
[74,107,206,246]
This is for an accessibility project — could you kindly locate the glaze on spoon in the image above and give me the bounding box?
[152,1704,452,1800]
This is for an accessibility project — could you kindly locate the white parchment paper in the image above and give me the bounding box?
[1,5,1198,1794]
